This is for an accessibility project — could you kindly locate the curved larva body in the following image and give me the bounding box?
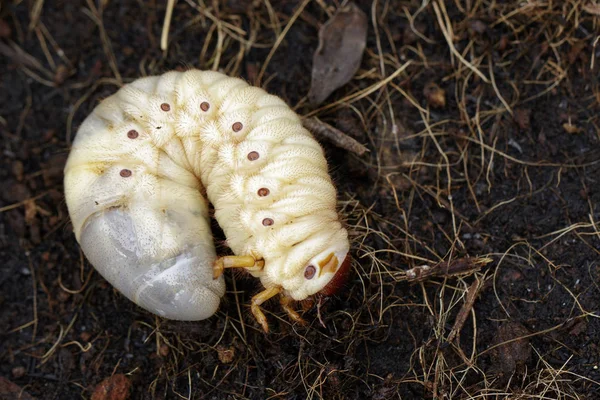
[64,70,349,326]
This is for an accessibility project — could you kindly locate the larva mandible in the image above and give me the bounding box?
[64,69,351,332]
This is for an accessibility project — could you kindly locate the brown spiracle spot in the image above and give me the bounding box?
[160,103,171,112]
[304,265,316,280]
[247,151,260,161]
[232,122,243,132]
[200,102,210,112]
[257,188,270,197]
[262,218,274,226]
[120,169,132,178]
[127,129,139,139]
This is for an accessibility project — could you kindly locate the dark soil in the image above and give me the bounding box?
[1,1,600,399]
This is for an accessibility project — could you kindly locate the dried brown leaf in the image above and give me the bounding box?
[308,2,367,105]
[490,322,531,376]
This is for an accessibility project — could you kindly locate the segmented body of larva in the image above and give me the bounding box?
[64,69,350,331]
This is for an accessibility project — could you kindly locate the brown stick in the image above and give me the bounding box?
[303,117,369,156]
[405,256,492,282]
[447,276,483,343]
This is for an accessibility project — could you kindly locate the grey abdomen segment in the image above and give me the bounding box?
[80,207,225,320]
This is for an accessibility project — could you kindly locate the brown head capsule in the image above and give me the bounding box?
[200,102,210,112]
[247,151,260,161]
[160,103,170,112]
[120,169,132,178]
[257,188,270,197]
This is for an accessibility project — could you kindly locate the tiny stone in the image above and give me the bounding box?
[120,169,132,178]
[232,122,243,132]
[159,344,169,357]
[127,129,139,139]
[12,366,26,378]
[200,102,210,112]
[247,151,260,161]
[257,188,270,197]
[160,103,170,112]
[262,218,274,226]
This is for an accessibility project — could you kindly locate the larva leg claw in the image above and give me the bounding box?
[213,255,265,279]
[251,286,281,333]
[280,296,307,326]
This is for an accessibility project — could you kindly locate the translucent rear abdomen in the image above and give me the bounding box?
[64,71,227,320]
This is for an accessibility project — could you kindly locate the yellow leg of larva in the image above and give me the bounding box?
[251,286,281,333]
[280,296,307,326]
[213,255,265,279]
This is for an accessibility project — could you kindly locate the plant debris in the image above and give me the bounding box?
[91,375,131,400]
[404,257,492,282]
[307,2,368,105]
[303,117,369,156]
[423,81,446,108]
[489,322,532,378]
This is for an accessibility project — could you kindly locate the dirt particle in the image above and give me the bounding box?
[469,19,487,34]
[513,108,531,130]
[91,374,131,400]
[217,345,235,364]
[423,82,446,108]
[490,322,531,377]
[569,320,587,336]
[54,65,69,86]
[0,377,34,400]
[0,19,11,38]
[122,46,134,57]
[568,41,586,65]
[497,35,509,51]
[562,122,582,134]
[11,366,26,378]
[159,344,169,357]
[12,160,24,181]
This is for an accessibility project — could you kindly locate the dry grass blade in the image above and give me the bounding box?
[160,0,177,52]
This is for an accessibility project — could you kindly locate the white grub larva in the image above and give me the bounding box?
[64,69,351,332]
